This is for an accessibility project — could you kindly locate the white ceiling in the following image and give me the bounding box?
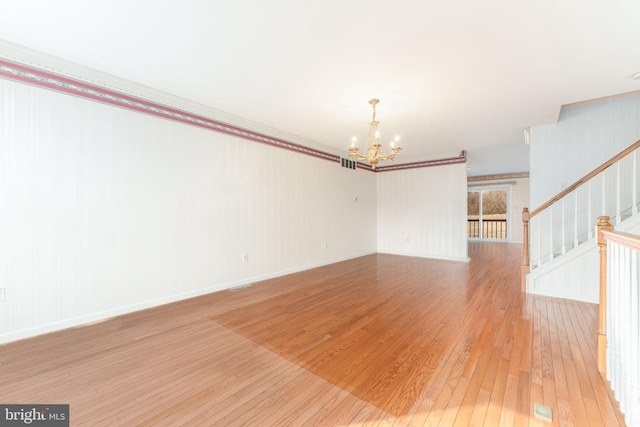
[2,0,640,176]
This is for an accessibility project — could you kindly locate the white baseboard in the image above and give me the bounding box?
[377,250,470,263]
[0,251,376,345]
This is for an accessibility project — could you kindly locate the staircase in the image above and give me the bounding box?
[522,139,640,303]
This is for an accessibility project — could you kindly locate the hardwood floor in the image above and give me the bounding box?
[0,243,625,426]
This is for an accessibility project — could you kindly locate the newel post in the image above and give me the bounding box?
[521,208,530,292]
[596,215,613,376]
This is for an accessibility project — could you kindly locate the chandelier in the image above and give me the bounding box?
[349,98,402,169]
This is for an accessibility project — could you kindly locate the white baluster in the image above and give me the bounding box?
[574,191,579,248]
[549,209,554,261]
[610,242,619,399]
[589,180,593,239]
[561,198,566,254]
[633,150,638,216]
[631,250,639,425]
[536,216,542,268]
[602,172,607,217]
[616,162,621,224]
[621,244,630,413]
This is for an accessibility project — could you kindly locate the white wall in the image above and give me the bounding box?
[0,77,377,343]
[530,92,640,207]
[377,163,468,261]
[0,42,476,343]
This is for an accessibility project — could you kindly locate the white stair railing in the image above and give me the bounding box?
[599,222,640,427]
[522,140,640,271]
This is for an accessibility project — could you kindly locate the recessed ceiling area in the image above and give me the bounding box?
[1,0,640,176]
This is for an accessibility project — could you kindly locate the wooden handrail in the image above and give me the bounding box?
[601,229,640,251]
[530,139,640,218]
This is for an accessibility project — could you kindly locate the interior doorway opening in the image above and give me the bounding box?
[467,189,508,240]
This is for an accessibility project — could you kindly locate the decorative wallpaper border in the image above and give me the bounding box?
[0,59,340,164]
[467,171,529,182]
[375,151,467,172]
[0,58,465,172]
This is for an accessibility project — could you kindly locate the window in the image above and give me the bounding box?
[467,189,508,240]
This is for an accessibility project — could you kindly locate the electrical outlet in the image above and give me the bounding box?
[323,242,328,249]
[243,253,249,262]
[0,287,5,302]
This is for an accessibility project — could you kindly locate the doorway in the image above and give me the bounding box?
[467,189,508,240]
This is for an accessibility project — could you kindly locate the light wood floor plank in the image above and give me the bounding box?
[0,243,625,426]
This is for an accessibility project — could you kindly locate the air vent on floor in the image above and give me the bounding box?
[340,157,357,170]
[230,285,251,292]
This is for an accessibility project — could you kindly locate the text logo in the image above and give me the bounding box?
[1,405,69,426]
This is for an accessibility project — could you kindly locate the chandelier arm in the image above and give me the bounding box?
[349,150,369,161]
